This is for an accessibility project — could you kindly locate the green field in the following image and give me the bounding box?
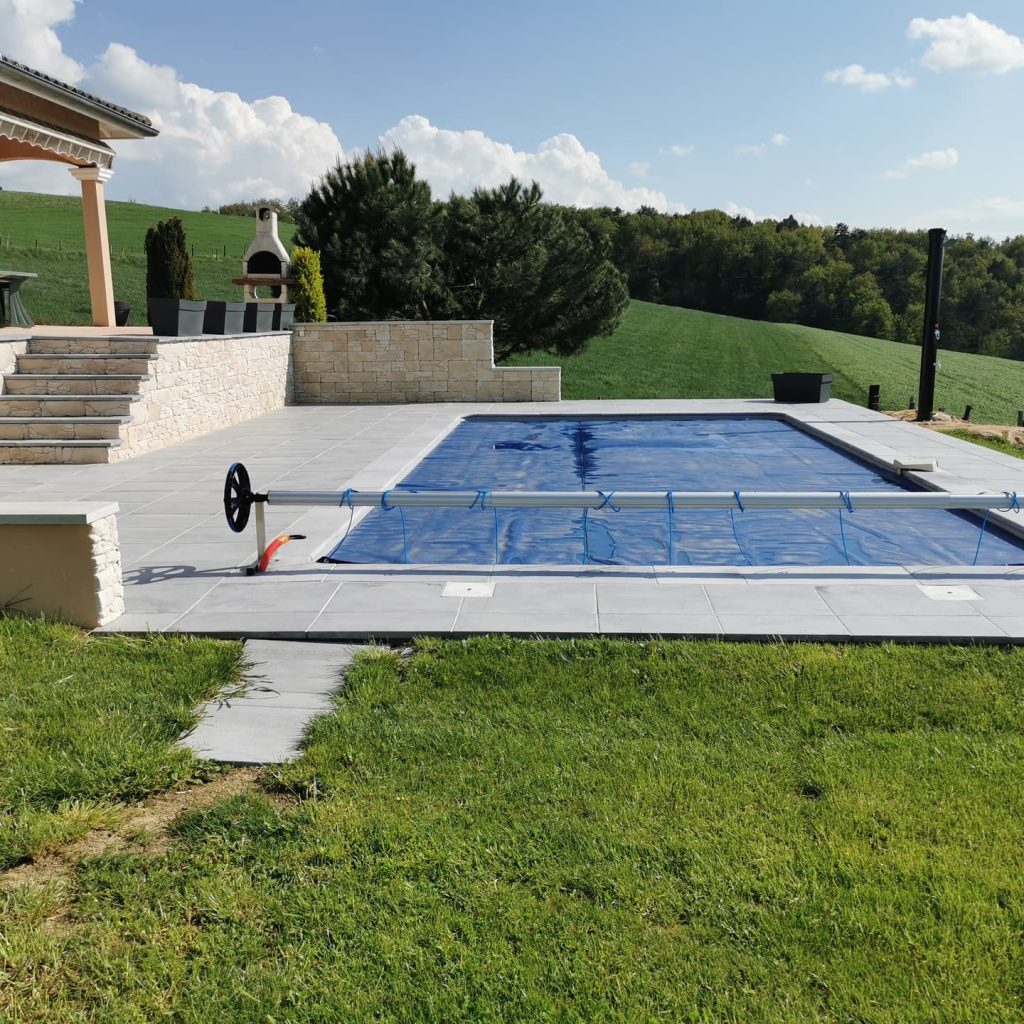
[0,190,295,327]
[5,634,1024,1022]
[511,300,1024,425]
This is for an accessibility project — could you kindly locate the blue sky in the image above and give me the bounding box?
[3,1,1024,237]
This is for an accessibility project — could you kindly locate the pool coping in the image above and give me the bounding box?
[0,397,1019,643]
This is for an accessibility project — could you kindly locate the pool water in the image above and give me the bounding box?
[325,416,1024,566]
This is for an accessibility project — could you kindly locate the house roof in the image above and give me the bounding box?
[0,54,158,140]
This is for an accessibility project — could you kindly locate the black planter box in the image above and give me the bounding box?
[272,302,296,331]
[148,298,208,337]
[204,300,247,335]
[771,372,833,403]
[114,300,131,327]
[243,302,275,333]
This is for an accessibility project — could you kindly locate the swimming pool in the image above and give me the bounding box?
[324,416,1024,566]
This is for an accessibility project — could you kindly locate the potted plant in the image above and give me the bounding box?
[771,372,834,403]
[243,301,275,332]
[204,300,247,334]
[145,216,206,336]
[272,302,296,330]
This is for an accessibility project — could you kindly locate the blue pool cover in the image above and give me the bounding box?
[325,416,1024,566]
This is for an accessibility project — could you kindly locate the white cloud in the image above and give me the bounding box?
[723,202,822,225]
[0,1,688,214]
[0,2,342,208]
[737,133,789,157]
[380,115,686,213]
[0,0,83,83]
[824,63,915,91]
[884,147,959,179]
[908,13,1024,74]
[627,161,650,178]
[661,144,694,157]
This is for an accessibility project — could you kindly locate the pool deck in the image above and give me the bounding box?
[2,398,1022,643]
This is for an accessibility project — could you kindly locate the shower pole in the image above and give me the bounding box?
[916,227,947,422]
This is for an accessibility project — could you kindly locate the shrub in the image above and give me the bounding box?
[290,246,327,323]
[144,216,196,300]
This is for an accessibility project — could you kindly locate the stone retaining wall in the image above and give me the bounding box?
[0,503,123,628]
[121,332,293,459]
[291,321,560,404]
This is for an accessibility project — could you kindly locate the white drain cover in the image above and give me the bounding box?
[917,584,981,601]
[442,582,494,598]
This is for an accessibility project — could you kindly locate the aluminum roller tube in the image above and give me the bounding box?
[263,489,1019,512]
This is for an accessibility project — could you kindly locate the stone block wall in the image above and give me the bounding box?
[0,503,124,628]
[120,332,293,459]
[291,321,560,404]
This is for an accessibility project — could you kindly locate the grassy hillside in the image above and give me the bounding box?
[511,300,1024,425]
[0,190,296,327]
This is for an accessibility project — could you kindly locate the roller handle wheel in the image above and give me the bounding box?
[224,461,253,533]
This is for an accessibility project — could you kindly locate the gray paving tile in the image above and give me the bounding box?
[705,586,831,617]
[836,616,1008,641]
[167,610,316,637]
[183,704,314,764]
[982,617,1024,639]
[187,580,341,613]
[311,611,458,637]
[816,584,988,618]
[94,612,180,633]
[213,689,337,712]
[453,610,599,634]
[320,582,449,613]
[716,614,849,639]
[598,613,723,636]
[120,578,222,613]
[474,579,597,615]
[595,582,713,615]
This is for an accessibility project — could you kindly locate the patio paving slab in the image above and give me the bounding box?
[182,639,362,764]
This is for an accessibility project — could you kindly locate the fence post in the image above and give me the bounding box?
[867,384,880,411]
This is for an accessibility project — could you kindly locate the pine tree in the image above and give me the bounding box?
[294,149,442,320]
[144,217,196,300]
[290,246,327,323]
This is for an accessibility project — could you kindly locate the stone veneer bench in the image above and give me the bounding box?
[0,502,123,627]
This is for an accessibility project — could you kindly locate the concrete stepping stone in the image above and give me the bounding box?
[182,639,363,764]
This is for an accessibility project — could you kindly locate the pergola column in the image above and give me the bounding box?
[69,166,116,328]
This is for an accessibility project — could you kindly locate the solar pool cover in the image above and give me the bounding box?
[325,416,1024,567]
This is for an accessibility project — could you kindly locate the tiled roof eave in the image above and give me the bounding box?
[0,54,157,138]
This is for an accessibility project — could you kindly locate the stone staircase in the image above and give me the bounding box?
[0,335,156,463]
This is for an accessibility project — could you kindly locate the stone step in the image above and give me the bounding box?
[0,394,138,417]
[3,374,149,395]
[28,336,158,355]
[0,416,127,441]
[16,353,157,375]
[0,438,119,465]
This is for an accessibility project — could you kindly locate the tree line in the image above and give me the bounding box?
[571,206,1024,361]
[235,150,1024,362]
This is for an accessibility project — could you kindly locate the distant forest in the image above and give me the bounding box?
[221,186,1024,361]
[564,206,1024,361]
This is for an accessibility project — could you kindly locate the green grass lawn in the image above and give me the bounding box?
[0,617,241,870]
[5,636,1024,1022]
[510,300,1024,425]
[0,190,296,327]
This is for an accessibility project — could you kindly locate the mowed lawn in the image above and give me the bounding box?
[0,617,241,870]
[510,300,1024,425]
[0,190,296,327]
[5,634,1024,1022]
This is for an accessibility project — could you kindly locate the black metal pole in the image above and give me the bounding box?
[917,227,947,421]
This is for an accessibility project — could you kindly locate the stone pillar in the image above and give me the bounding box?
[69,165,116,328]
